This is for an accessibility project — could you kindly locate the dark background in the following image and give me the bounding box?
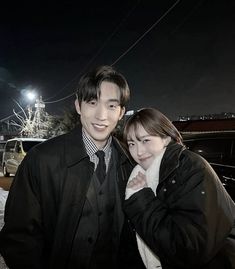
[0,0,235,120]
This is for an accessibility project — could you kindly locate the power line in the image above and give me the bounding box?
[44,1,141,104]
[0,113,17,122]
[43,0,181,105]
[0,2,139,119]
[0,1,181,119]
[0,102,27,123]
[44,92,75,104]
[111,0,180,66]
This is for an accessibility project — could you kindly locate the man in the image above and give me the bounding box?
[0,66,145,269]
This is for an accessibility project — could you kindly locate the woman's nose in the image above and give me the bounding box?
[137,144,145,156]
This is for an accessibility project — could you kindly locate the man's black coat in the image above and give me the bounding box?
[0,125,144,269]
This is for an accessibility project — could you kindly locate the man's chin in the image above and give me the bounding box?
[93,135,109,146]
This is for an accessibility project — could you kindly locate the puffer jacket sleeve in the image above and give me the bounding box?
[0,148,44,269]
[124,151,235,268]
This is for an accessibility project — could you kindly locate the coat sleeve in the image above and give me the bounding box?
[124,152,235,268]
[0,150,44,269]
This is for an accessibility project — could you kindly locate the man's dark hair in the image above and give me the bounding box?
[76,65,130,108]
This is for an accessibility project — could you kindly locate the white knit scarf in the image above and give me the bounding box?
[125,148,166,269]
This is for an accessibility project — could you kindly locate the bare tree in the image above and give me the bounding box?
[11,100,55,138]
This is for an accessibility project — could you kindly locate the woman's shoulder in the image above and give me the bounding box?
[181,147,209,167]
[178,148,217,182]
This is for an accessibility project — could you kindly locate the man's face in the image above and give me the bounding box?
[75,81,125,149]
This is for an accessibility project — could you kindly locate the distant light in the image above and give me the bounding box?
[26,91,37,101]
[125,110,135,116]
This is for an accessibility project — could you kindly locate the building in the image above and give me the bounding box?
[173,118,235,133]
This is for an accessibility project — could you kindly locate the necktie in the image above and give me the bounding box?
[95,150,106,184]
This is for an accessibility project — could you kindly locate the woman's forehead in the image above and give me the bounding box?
[127,124,148,139]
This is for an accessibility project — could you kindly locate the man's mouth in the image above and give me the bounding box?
[93,123,107,130]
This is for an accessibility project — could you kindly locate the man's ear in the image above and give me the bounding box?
[119,107,125,120]
[75,99,81,115]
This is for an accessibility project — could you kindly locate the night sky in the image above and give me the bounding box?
[0,0,235,121]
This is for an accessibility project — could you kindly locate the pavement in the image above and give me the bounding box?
[0,219,8,269]
[0,172,9,269]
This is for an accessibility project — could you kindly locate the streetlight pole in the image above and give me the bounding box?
[34,96,45,138]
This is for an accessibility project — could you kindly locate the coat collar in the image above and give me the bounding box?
[64,125,88,167]
[160,142,185,181]
[64,125,134,167]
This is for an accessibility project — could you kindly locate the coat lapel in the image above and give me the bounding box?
[51,126,95,267]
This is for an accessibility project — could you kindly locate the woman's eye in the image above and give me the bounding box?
[128,143,134,148]
[143,139,149,144]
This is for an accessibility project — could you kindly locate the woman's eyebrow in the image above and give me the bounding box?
[127,135,149,142]
[137,135,150,139]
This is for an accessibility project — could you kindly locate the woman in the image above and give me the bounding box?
[123,108,235,269]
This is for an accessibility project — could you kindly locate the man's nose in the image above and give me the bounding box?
[95,104,107,120]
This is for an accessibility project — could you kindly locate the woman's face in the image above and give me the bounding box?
[127,124,169,170]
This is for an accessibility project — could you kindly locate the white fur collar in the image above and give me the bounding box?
[125,148,166,269]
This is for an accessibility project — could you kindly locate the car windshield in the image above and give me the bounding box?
[22,141,43,152]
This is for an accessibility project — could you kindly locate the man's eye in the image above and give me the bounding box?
[109,104,118,110]
[88,100,97,105]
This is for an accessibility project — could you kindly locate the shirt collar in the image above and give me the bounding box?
[82,128,112,158]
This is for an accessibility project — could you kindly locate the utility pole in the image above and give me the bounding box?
[34,96,45,138]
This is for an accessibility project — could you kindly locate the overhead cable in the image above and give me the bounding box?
[43,1,180,105]
[44,1,141,104]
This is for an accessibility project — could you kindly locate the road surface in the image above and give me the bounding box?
[0,172,9,268]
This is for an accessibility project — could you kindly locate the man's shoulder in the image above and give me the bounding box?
[35,133,67,152]
[32,126,83,155]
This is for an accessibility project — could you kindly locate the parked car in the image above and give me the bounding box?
[2,137,46,177]
[182,131,235,201]
[0,141,6,167]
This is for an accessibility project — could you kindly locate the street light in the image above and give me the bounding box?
[25,90,37,103]
[20,87,38,105]
[21,88,41,136]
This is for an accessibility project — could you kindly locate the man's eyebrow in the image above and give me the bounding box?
[107,98,120,103]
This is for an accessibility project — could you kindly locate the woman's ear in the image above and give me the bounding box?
[164,136,171,147]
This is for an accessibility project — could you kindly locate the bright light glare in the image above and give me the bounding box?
[26,91,37,101]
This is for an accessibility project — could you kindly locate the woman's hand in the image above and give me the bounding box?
[127,171,147,190]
